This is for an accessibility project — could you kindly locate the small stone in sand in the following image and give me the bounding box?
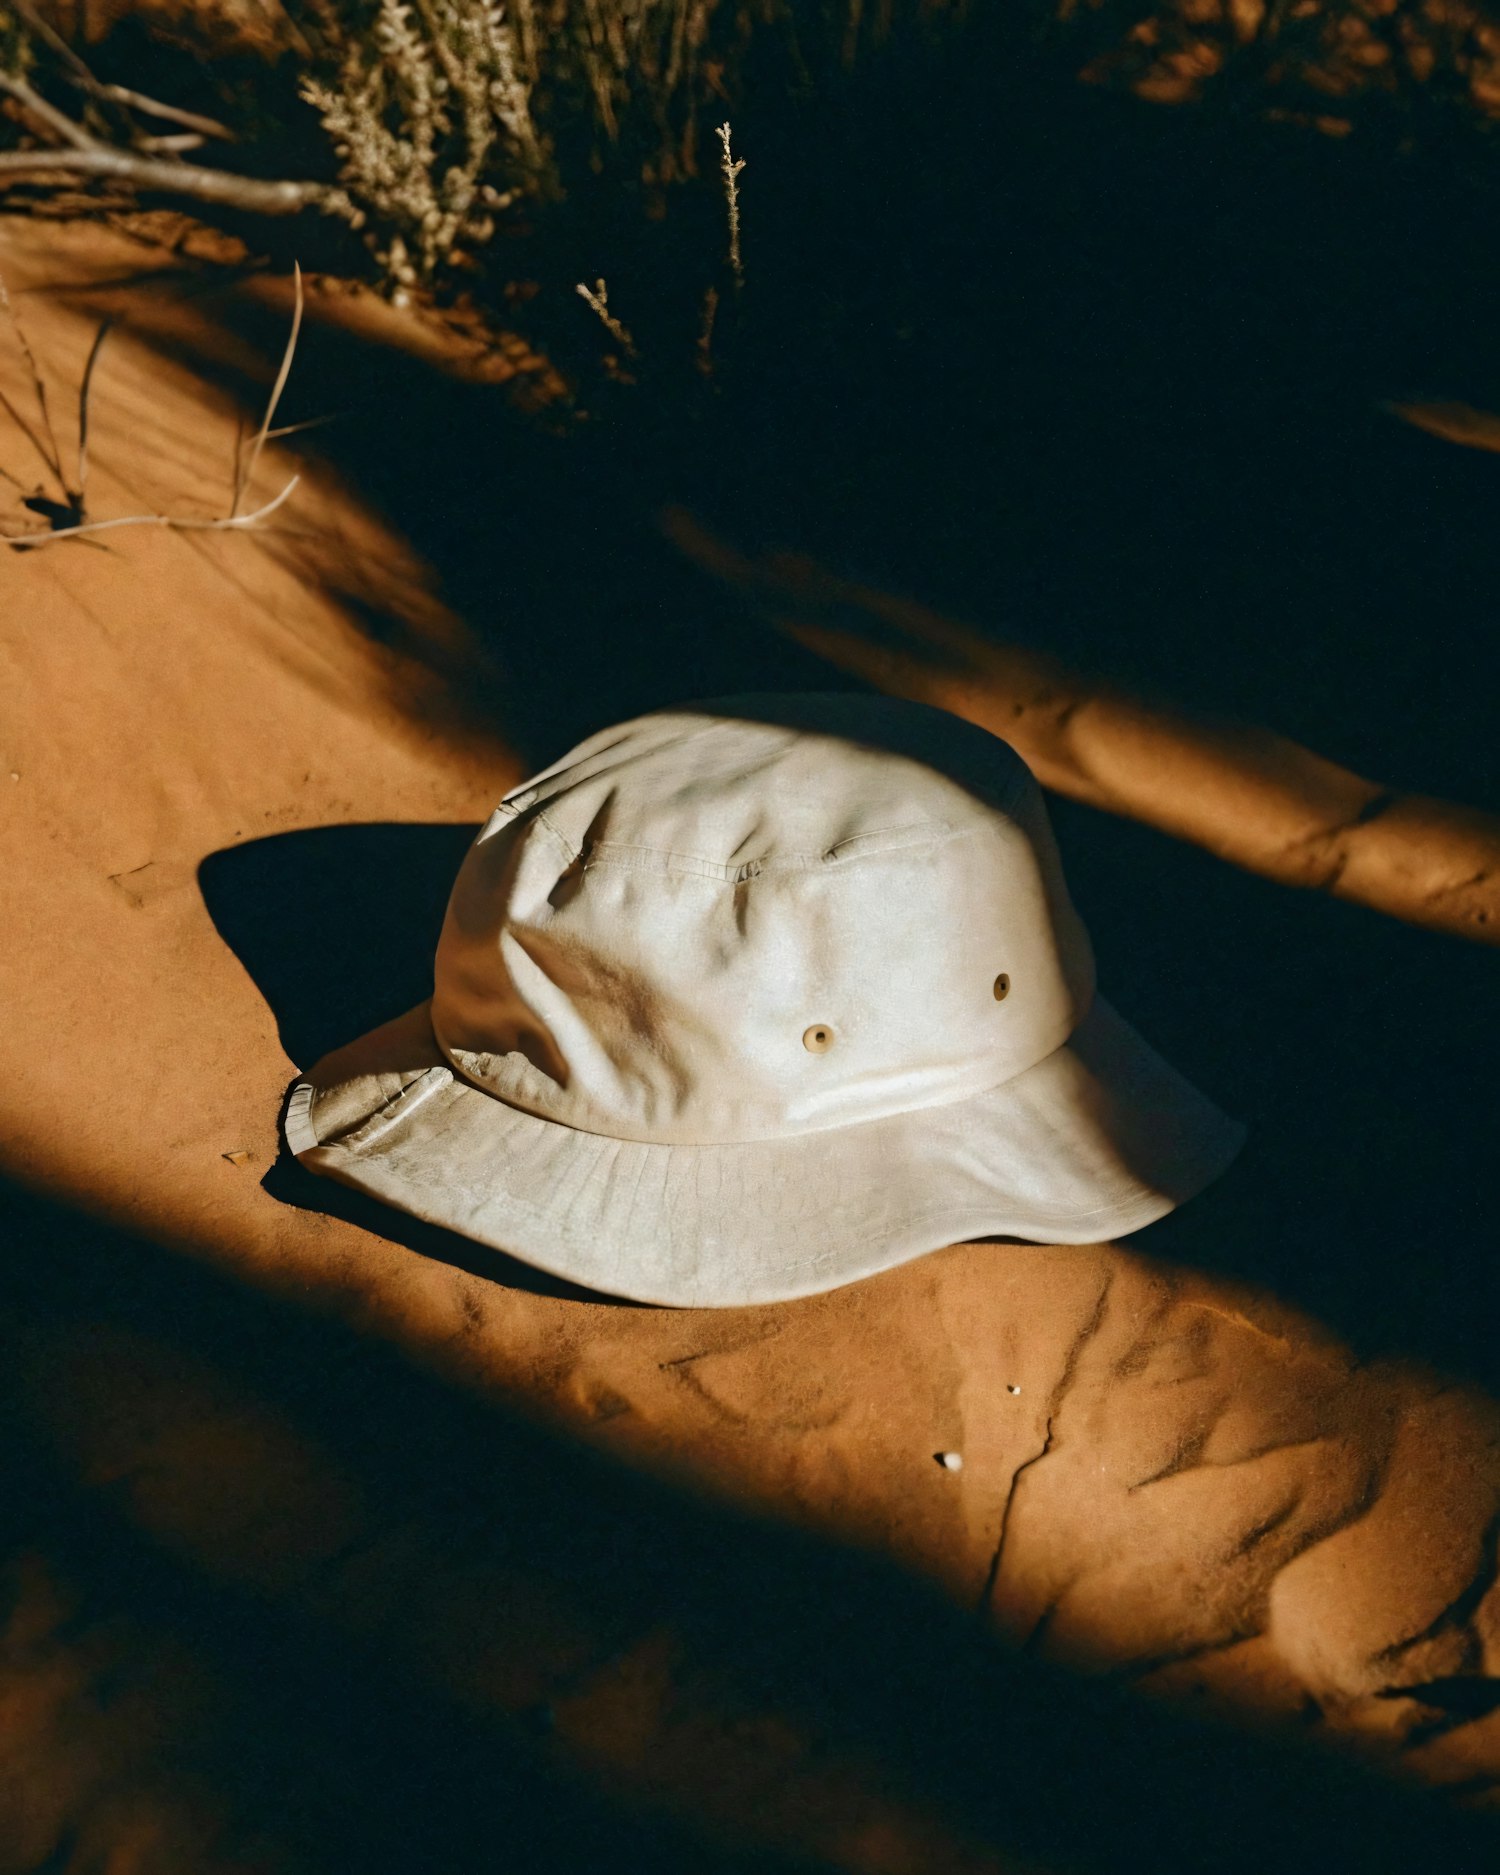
[936,1451,964,1472]
[1007,1385,1021,1395]
[222,1148,254,1167]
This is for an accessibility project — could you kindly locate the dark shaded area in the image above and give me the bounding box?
[98,21,1500,794]
[200,822,477,1071]
[201,821,624,1300]
[5,1174,1500,1873]
[1382,1676,1500,1722]
[1059,788,1499,1387]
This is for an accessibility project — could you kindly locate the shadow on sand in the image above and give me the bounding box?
[6,1171,1500,1874]
[199,753,1500,1392]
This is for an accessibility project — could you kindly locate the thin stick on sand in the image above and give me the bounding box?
[7,475,301,546]
[2,267,306,549]
[232,261,303,518]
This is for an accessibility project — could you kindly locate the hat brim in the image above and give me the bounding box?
[283,997,1243,1308]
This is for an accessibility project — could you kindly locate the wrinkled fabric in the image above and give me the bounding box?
[430,699,1096,1144]
[287,695,1244,1305]
[287,997,1243,1307]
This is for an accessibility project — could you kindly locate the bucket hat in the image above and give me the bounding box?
[285,694,1243,1306]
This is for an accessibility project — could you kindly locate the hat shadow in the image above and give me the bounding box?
[199,822,629,1308]
[199,767,1500,1386]
[196,790,1099,1311]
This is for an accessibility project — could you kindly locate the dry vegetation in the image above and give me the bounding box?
[0,1,952,295]
[6,0,1498,314]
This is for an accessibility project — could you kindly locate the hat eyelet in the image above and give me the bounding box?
[993,973,1011,1002]
[802,1024,835,1054]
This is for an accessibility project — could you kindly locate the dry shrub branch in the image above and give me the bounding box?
[0,2,951,298]
[7,0,1500,300]
[0,258,306,546]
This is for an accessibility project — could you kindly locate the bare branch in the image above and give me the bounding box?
[717,121,745,290]
[575,277,637,358]
[233,260,303,517]
[134,133,207,156]
[87,85,234,143]
[2,473,301,548]
[0,70,98,152]
[7,2,234,144]
[10,0,98,86]
[0,147,325,216]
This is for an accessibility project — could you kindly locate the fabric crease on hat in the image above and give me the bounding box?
[283,694,1245,1306]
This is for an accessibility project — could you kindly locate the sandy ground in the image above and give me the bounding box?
[3,219,1500,1873]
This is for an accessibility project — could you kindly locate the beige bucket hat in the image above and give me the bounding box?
[285,695,1243,1306]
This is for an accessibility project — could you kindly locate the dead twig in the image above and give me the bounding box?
[133,133,207,156]
[83,85,234,143]
[9,0,234,143]
[232,260,303,517]
[1,33,309,216]
[575,277,637,358]
[265,413,341,441]
[9,0,96,84]
[0,147,324,216]
[717,121,745,290]
[2,267,305,550]
[0,69,96,150]
[6,475,300,547]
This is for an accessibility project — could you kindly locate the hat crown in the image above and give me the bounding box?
[431,698,1096,1145]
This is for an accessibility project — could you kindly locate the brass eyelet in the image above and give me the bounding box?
[802,1024,834,1053]
[993,973,1011,1002]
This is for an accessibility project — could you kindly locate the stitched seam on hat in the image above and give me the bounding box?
[822,818,953,861]
[502,718,731,820]
[531,807,581,864]
[346,1162,1188,1279]
[579,821,982,882]
[324,1073,1242,1228]
[584,844,741,882]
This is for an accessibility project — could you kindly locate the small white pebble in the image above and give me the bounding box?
[9,772,18,782]
[938,1450,964,1472]
[1007,1384,1021,1396]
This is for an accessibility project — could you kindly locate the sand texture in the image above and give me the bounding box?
[3,220,1500,1873]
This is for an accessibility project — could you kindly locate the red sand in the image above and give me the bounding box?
[3,220,1499,1871]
